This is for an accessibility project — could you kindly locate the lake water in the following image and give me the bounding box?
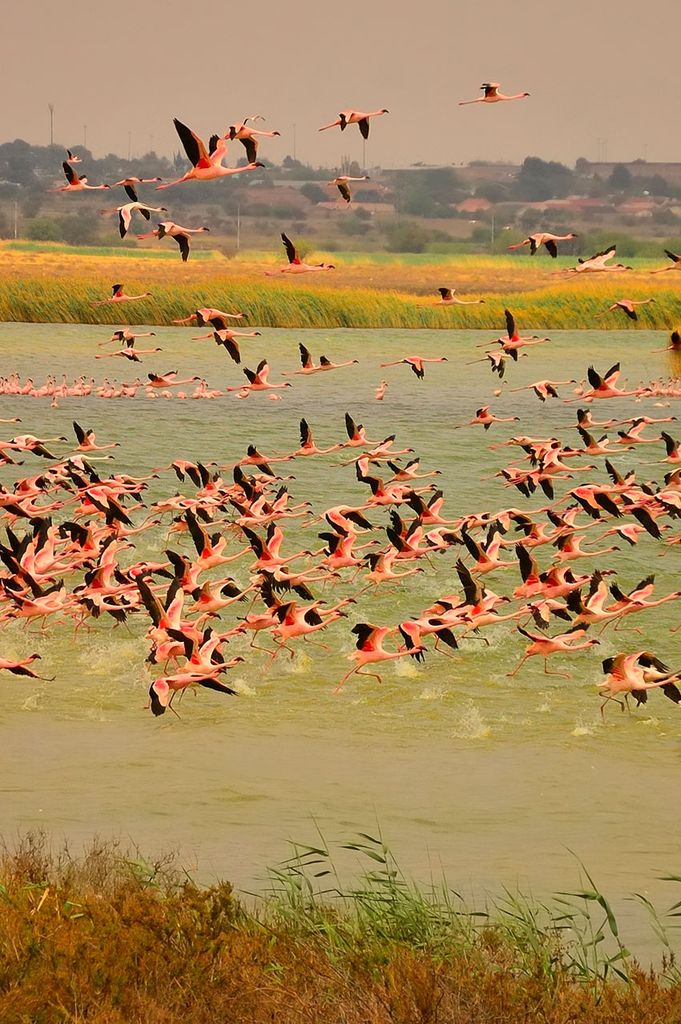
[1,322,680,950]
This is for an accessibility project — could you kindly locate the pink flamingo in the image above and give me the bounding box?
[156,118,264,190]
[459,82,530,105]
[318,108,389,138]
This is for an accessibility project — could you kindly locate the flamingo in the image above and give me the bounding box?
[227,116,281,162]
[379,356,448,380]
[507,232,577,257]
[94,284,152,305]
[328,176,370,203]
[652,330,681,353]
[111,177,163,202]
[52,162,110,192]
[650,250,681,274]
[156,118,264,190]
[599,652,681,718]
[422,287,485,306]
[0,654,54,681]
[172,307,247,327]
[137,221,210,261]
[459,82,530,105]
[100,201,168,238]
[65,149,81,164]
[191,328,261,364]
[282,343,357,376]
[375,380,388,401]
[335,623,422,690]
[265,233,335,275]
[596,299,655,322]
[507,626,600,678]
[566,245,631,274]
[318,109,389,138]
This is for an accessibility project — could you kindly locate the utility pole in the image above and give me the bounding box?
[292,124,297,161]
[48,103,54,146]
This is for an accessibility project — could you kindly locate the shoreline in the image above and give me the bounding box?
[2,833,680,1022]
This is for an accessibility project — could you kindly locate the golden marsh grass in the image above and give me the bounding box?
[0,243,680,330]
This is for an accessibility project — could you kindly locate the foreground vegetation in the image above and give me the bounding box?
[1,244,681,330]
[2,833,681,1022]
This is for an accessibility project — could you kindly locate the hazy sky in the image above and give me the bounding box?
[3,1,680,170]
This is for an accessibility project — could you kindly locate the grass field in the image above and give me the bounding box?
[2,833,681,1023]
[1,241,680,329]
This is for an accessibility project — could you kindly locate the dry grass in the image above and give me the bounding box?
[1,243,681,331]
[1,834,680,1023]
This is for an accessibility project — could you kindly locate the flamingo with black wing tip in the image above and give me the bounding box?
[52,162,110,192]
[265,233,335,275]
[93,284,152,305]
[566,245,631,274]
[66,148,81,164]
[137,221,210,261]
[156,118,264,190]
[318,109,389,138]
[650,249,681,274]
[227,116,281,163]
[379,356,448,380]
[595,299,655,322]
[652,330,681,353]
[328,175,370,203]
[335,623,424,691]
[459,82,530,105]
[100,201,168,238]
[282,343,358,376]
[422,287,485,306]
[507,232,577,257]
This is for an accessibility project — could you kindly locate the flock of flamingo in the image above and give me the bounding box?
[2,92,681,722]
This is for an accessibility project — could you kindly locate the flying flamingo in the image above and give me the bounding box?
[507,232,577,257]
[172,307,247,327]
[652,330,681,353]
[100,201,168,238]
[650,250,681,274]
[595,299,655,322]
[282,343,358,376]
[0,654,54,680]
[566,245,631,274]
[318,109,389,138]
[507,626,600,678]
[66,149,81,164]
[137,221,210,261]
[111,177,163,202]
[328,176,370,203]
[265,233,335,275]
[227,116,281,162]
[459,82,530,105]
[599,652,681,718]
[379,356,448,380]
[93,284,152,305]
[156,118,264,190]
[422,287,485,306]
[335,623,423,691]
[52,162,111,192]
